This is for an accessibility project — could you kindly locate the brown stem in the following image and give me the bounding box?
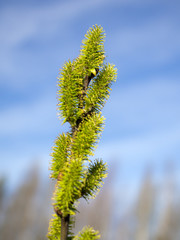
[61,215,70,240]
[56,72,97,239]
[58,122,76,240]
[54,199,70,240]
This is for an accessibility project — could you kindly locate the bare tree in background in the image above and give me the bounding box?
[0,165,52,240]
[155,161,180,240]
[1,160,180,240]
[74,168,114,240]
[0,177,6,228]
[134,170,155,240]
[114,168,155,240]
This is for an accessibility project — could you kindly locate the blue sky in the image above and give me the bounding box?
[0,0,180,189]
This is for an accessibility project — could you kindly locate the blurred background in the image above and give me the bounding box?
[0,0,180,239]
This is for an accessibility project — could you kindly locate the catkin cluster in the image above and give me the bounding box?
[47,25,117,240]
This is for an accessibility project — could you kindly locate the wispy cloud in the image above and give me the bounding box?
[103,77,180,134]
[110,16,180,68]
[96,77,180,164]
[1,0,174,84]
[0,92,58,137]
[97,123,180,163]
[0,0,105,48]
[0,0,106,83]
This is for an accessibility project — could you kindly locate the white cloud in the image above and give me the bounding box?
[0,0,106,48]
[0,0,172,79]
[0,0,105,82]
[0,92,58,136]
[96,123,180,164]
[103,77,180,134]
[110,16,180,66]
[94,77,180,164]
[1,0,179,91]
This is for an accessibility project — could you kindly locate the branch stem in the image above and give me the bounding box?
[59,74,92,240]
[61,214,70,240]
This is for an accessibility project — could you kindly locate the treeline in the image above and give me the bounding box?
[0,161,180,240]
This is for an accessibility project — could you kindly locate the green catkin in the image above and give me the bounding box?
[47,24,117,240]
